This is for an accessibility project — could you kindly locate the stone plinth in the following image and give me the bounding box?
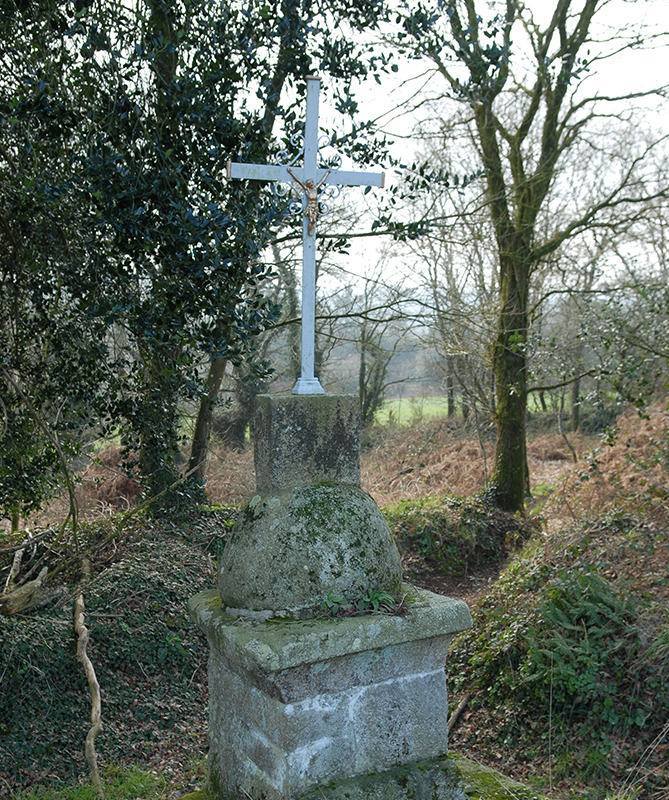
[189,586,472,800]
[254,394,360,494]
[218,394,402,614]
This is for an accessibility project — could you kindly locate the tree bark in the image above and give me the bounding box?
[137,347,182,507]
[4,546,24,594]
[571,376,581,432]
[490,246,530,511]
[0,566,47,616]
[429,0,609,512]
[446,356,455,418]
[188,358,227,483]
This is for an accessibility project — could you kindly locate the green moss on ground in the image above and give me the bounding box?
[384,493,531,576]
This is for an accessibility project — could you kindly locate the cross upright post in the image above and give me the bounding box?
[227,75,384,395]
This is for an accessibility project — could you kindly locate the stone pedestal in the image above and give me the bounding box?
[193,393,473,799]
[189,587,472,800]
[217,395,402,615]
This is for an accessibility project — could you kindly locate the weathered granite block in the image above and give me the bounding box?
[254,394,360,493]
[351,669,451,773]
[217,483,402,613]
[189,586,472,800]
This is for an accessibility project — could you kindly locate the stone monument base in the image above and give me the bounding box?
[295,755,465,799]
[189,586,472,800]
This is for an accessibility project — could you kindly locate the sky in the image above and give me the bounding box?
[304,0,669,286]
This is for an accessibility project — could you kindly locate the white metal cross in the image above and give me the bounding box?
[226,75,385,394]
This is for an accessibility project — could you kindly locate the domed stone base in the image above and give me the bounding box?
[218,483,403,614]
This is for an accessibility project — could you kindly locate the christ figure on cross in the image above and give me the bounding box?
[226,75,384,395]
[287,166,331,236]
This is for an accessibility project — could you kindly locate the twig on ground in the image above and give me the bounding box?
[74,558,104,798]
[447,692,471,735]
[0,527,55,554]
[4,546,24,593]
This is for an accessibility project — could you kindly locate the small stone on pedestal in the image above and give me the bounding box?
[254,394,361,494]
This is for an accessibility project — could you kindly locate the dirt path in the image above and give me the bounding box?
[405,563,504,608]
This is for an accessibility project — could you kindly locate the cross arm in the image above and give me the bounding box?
[331,169,385,188]
[227,160,290,182]
[226,160,384,189]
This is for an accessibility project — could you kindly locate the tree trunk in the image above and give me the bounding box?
[571,376,580,432]
[188,357,227,484]
[275,251,301,382]
[489,250,530,512]
[137,347,182,510]
[446,356,455,417]
[359,323,368,422]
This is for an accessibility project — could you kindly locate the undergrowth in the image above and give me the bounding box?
[0,513,231,793]
[13,764,168,800]
[448,513,669,796]
[5,406,669,799]
[384,493,531,576]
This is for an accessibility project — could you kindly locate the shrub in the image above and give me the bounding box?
[448,521,669,780]
[384,494,527,576]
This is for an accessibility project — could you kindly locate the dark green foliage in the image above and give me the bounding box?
[461,566,647,725]
[0,0,395,519]
[384,494,526,575]
[577,405,620,436]
[525,571,644,726]
[0,0,114,520]
[0,612,89,781]
[448,520,669,780]
[0,525,219,790]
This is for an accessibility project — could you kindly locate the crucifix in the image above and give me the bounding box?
[226,75,385,395]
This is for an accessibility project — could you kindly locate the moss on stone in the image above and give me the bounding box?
[204,751,545,800]
[217,483,402,612]
[179,791,210,800]
[450,754,546,800]
[294,754,465,799]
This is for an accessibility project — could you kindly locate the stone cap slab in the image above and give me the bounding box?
[254,394,360,493]
[189,585,472,677]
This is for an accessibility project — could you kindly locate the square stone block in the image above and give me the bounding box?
[190,586,472,799]
[254,394,360,493]
[351,669,451,773]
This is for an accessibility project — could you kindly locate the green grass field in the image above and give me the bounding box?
[375,395,452,426]
[375,392,590,427]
